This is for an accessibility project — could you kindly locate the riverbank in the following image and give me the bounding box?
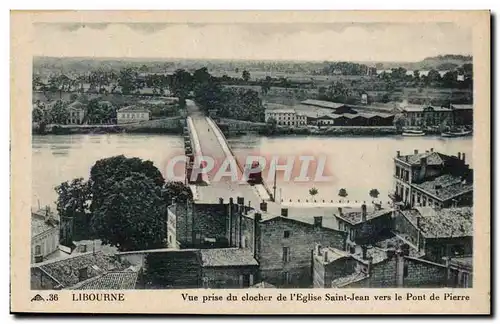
[32,117,185,135]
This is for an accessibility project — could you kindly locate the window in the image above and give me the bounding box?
[282,247,290,263]
[78,267,88,281]
[403,264,409,278]
[349,228,355,241]
[35,245,41,255]
[284,230,290,238]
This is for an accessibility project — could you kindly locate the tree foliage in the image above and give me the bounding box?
[55,178,92,244]
[91,173,167,251]
[338,188,348,198]
[369,188,380,199]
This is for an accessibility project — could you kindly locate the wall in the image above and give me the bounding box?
[202,266,258,289]
[403,257,448,288]
[258,217,346,288]
[424,236,473,264]
[32,226,60,263]
[143,251,202,289]
[393,210,419,247]
[367,258,398,287]
[31,267,59,290]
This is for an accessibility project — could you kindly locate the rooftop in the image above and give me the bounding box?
[200,248,258,267]
[331,272,368,288]
[335,208,393,226]
[301,99,345,109]
[402,105,453,113]
[447,256,473,271]
[395,151,457,166]
[117,105,150,113]
[32,251,130,288]
[251,281,276,288]
[68,101,86,110]
[72,271,139,290]
[374,235,425,258]
[451,104,473,110]
[401,207,473,239]
[32,210,58,237]
[412,174,473,202]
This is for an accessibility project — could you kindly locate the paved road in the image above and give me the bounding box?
[186,100,261,206]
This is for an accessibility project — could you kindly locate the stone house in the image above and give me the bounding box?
[312,244,450,288]
[393,207,473,263]
[31,208,60,263]
[391,149,473,208]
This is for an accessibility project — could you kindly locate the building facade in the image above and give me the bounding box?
[117,106,151,124]
[401,105,454,127]
[264,108,307,127]
[391,149,473,208]
[66,102,86,125]
[31,208,60,263]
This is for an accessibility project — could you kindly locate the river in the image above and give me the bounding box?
[32,134,472,209]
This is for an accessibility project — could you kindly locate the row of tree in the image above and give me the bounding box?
[56,155,192,251]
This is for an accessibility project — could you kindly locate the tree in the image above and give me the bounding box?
[338,188,348,199]
[309,187,319,202]
[163,181,193,205]
[369,188,380,200]
[55,178,92,244]
[91,173,167,251]
[242,70,251,82]
[265,117,277,135]
[170,69,193,108]
[50,100,69,124]
[89,155,165,213]
[393,114,406,132]
[118,67,139,95]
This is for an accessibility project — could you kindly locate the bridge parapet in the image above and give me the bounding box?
[186,117,209,185]
[205,117,273,202]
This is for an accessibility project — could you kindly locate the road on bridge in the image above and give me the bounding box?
[186,100,262,206]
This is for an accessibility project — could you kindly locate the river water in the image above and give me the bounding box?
[32,134,472,209]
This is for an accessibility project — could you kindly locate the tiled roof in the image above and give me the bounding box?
[336,209,392,226]
[31,212,58,237]
[200,248,258,267]
[447,256,473,271]
[301,99,345,109]
[73,271,139,290]
[374,235,425,258]
[418,207,473,239]
[331,272,368,288]
[33,251,130,288]
[68,101,85,110]
[395,151,454,166]
[117,105,150,113]
[412,174,473,201]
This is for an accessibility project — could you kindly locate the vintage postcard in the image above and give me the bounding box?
[11,11,490,314]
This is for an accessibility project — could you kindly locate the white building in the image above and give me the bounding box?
[32,208,59,263]
[117,106,151,124]
[264,106,307,127]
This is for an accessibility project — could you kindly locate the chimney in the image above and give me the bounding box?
[457,152,461,160]
[259,201,268,212]
[229,197,234,205]
[254,212,262,260]
[317,244,322,255]
[414,149,418,155]
[237,197,244,205]
[430,148,434,152]
[219,197,224,204]
[416,217,421,229]
[324,251,329,262]
[338,207,343,216]
[281,208,288,217]
[461,153,466,162]
[420,157,427,166]
[313,216,323,228]
[361,204,367,222]
[396,150,401,157]
[361,246,368,260]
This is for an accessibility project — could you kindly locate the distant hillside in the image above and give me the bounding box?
[372,54,472,71]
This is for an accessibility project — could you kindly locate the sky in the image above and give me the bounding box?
[33,22,472,62]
